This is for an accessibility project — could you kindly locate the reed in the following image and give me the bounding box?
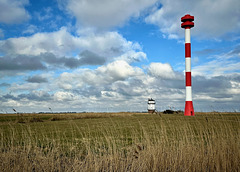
[0,112,239,171]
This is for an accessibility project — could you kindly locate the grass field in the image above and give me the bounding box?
[0,112,239,171]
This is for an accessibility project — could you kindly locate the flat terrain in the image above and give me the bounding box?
[0,112,239,171]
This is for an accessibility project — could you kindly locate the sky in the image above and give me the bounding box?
[0,0,240,113]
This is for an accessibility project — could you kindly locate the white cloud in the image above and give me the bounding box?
[116,51,147,63]
[66,0,157,28]
[97,60,139,81]
[0,27,75,56]
[57,60,143,89]
[54,60,184,107]
[145,0,240,39]
[0,27,144,63]
[0,0,30,24]
[77,31,142,58]
[53,91,76,101]
[10,83,40,91]
[148,62,176,79]
[57,71,81,90]
[2,58,240,112]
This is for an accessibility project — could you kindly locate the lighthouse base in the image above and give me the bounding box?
[184,101,194,116]
[148,110,155,114]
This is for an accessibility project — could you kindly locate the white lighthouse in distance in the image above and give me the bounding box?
[148,98,156,113]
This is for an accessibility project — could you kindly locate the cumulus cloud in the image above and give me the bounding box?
[193,75,232,96]
[41,52,106,68]
[1,91,52,102]
[116,51,147,63]
[0,28,147,78]
[0,54,46,71]
[192,74,240,112]
[78,50,106,65]
[1,60,240,112]
[65,0,157,28]
[53,91,76,102]
[0,0,30,24]
[0,27,144,62]
[0,27,75,56]
[18,91,52,101]
[97,60,139,80]
[145,0,240,39]
[57,60,143,89]
[148,62,176,79]
[0,52,106,76]
[55,60,184,108]
[26,75,48,83]
[10,83,41,92]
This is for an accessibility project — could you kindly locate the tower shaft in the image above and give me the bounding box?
[181,14,195,116]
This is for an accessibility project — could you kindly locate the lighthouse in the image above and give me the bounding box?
[148,98,156,113]
[181,14,195,116]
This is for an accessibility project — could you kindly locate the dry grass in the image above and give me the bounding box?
[0,112,239,171]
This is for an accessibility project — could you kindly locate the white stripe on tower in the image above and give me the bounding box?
[185,28,191,43]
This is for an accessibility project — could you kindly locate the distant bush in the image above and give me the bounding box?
[163,109,174,114]
[29,117,43,123]
[163,110,183,114]
[50,116,67,121]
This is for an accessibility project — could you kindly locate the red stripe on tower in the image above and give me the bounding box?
[181,14,195,116]
[185,43,191,57]
[185,72,191,86]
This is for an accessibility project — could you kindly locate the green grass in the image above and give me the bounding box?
[0,112,239,171]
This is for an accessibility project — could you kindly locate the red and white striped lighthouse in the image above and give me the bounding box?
[181,14,194,116]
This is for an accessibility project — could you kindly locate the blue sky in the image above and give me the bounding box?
[0,0,240,113]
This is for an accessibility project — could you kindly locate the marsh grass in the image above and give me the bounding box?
[0,112,239,171]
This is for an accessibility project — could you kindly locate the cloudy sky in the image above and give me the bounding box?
[0,0,240,113]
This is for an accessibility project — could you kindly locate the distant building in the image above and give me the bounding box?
[148,98,156,113]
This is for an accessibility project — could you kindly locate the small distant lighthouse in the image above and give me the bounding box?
[181,14,195,116]
[148,98,156,113]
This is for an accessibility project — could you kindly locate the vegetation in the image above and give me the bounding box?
[0,112,239,171]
